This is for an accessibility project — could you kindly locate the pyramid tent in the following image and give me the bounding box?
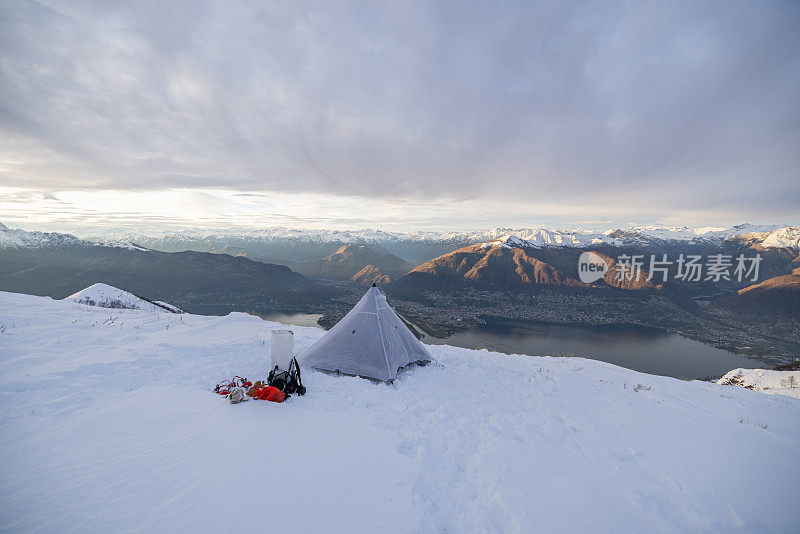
[298,286,431,381]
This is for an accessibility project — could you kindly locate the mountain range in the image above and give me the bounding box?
[391,236,657,296]
[4,221,800,322]
[83,224,800,267]
[0,223,332,315]
[387,232,800,324]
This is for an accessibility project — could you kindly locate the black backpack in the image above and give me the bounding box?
[268,357,306,397]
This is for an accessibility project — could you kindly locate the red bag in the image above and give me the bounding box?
[252,386,285,403]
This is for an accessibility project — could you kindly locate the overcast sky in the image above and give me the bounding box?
[1,0,798,233]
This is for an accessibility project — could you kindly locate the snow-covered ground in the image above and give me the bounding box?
[1,290,798,533]
[718,368,800,399]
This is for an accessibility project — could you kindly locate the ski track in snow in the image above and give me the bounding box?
[0,291,799,533]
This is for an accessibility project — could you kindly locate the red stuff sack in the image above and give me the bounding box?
[253,386,285,403]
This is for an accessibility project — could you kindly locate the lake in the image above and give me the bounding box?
[423,318,757,379]
[258,311,324,329]
[268,312,757,379]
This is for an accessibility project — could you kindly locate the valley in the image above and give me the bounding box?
[315,282,800,369]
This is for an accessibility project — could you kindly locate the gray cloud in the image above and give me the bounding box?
[1,0,799,225]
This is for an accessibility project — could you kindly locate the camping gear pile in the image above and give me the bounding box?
[212,328,305,404]
[213,356,305,404]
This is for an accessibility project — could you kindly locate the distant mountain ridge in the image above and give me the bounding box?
[80,223,800,267]
[0,222,147,251]
[461,225,799,250]
[297,243,413,283]
[83,223,798,247]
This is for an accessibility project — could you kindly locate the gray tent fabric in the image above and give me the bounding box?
[298,286,432,381]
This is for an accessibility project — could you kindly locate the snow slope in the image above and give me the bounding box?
[0,291,798,533]
[66,283,180,313]
[718,368,800,399]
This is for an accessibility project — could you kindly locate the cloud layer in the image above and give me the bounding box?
[1,0,799,227]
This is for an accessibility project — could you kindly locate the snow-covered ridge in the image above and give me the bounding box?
[90,226,400,243]
[0,289,798,532]
[758,226,800,249]
[477,225,799,251]
[154,300,185,313]
[66,283,182,313]
[0,222,147,251]
[718,368,800,399]
[84,223,799,249]
[480,234,532,249]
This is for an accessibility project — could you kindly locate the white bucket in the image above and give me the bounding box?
[270,329,294,371]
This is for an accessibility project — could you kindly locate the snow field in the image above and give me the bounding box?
[0,291,798,533]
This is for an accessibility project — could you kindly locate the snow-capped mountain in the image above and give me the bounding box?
[19,222,799,251]
[479,235,533,249]
[84,223,797,246]
[82,223,800,265]
[67,283,183,313]
[470,225,798,251]
[756,226,800,249]
[0,222,146,251]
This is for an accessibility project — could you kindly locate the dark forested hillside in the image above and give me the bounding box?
[0,243,334,315]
